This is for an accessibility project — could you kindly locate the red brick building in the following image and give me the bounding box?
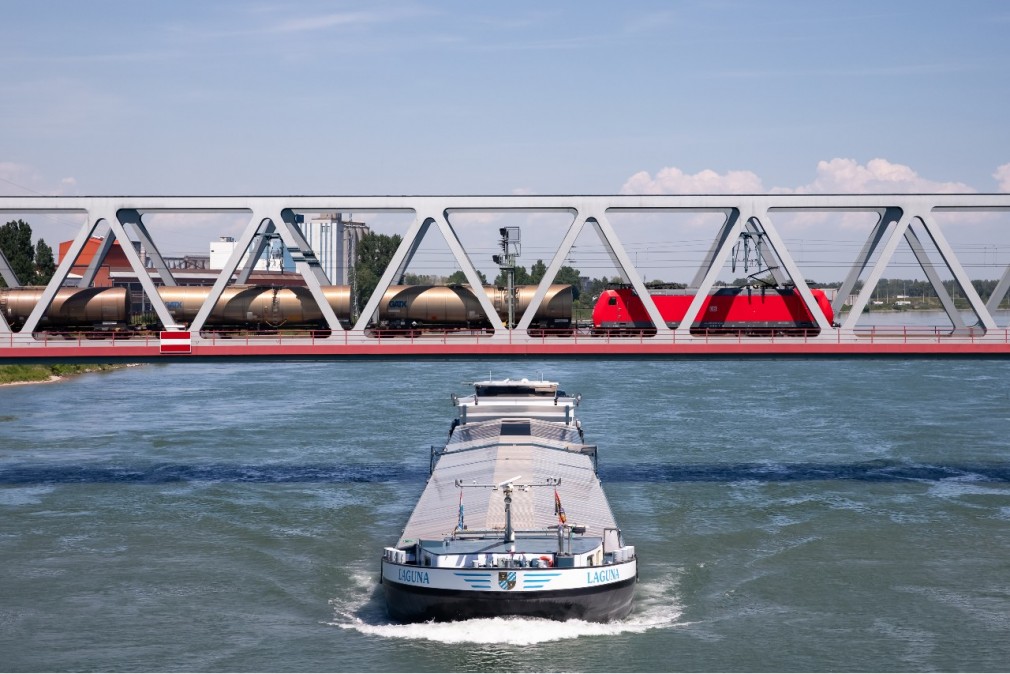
[57,237,135,287]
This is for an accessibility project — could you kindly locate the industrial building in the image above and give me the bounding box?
[56,213,370,315]
[296,212,369,285]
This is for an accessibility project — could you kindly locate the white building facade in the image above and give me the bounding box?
[209,236,282,272]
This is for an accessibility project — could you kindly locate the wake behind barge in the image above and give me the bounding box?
[380,378,637,623]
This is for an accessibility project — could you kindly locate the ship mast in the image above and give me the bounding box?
[456,476,560,542]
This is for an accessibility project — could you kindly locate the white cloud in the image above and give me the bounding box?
[621,167,764,195]
[995,163,1010,192]
[0,162,44,196]
[272,11,382,34]
[781,158,975,194]
[618,158,1002,237]
[622,158,980,196]
[0,162,78,197]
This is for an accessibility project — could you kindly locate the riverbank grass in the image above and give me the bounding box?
[0,364,125,385]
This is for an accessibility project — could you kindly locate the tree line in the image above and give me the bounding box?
[0,219,56,287]
[855,277,1005,303]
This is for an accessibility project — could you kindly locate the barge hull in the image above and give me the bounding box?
[382,575,637,623]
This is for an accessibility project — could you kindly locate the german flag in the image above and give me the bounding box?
[554,488,567,524]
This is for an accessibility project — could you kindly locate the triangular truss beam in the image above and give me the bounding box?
[507,208,670,334]
[353,211,506,332]
[18,209,186,334]
[0,246,19,288]
[235,220,277,285]
[3,194,1010,344]
[836,210,997,332]
[188,209,345,335]
[681,208,833,334]
[0,247,16,332]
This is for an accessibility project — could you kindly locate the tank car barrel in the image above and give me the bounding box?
[157,285,352,327]
[0,286,130,330]
[378,284,574,330]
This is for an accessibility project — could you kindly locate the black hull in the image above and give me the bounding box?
[382,575,637,623]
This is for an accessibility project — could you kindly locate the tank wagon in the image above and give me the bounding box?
[592,286,835,336]
[0,284,573,336]
[0,287,131,334]
[380,284,572,333]
[157,286,351,330]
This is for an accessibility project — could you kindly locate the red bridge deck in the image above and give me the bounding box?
[4,329,1010,362]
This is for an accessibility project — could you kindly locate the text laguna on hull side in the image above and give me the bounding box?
[380,377,637,623]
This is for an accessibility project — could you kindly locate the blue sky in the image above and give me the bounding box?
[3,0,1009,196]
[2,1,1009,282]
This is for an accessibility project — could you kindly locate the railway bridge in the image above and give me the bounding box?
[2,194,1010,361]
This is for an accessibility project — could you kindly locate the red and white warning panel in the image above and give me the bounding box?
[159,331,192,354]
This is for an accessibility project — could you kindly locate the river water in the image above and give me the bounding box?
[1,358,1009,672]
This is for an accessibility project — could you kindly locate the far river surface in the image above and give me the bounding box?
[1,358,1009,672]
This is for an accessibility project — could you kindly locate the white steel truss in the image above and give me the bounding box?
[1,194,1009,342]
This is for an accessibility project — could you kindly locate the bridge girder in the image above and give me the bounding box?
[1,194,1009,345]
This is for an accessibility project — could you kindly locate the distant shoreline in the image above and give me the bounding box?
[0,374,63,388]
[0,364,137,387]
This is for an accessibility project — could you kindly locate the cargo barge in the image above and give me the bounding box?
[380,377,637,622]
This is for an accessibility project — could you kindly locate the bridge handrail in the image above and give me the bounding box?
[3,325,1009,349]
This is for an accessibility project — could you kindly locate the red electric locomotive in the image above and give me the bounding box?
[592,286,835,336]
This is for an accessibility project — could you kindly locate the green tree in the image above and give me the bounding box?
[529,259,548,284]
[353,232,403,312]
[580,275,622,300]
[403,273,442,285]
[553,265,583,300]
[446,269,488,285]
[35,239,56,285]
[0,219,39,286]
[520,259,583,299]
[493,265,533,287]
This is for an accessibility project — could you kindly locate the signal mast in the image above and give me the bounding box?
[492,226,521,328]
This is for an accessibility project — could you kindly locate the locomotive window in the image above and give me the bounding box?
[608,297,618,305]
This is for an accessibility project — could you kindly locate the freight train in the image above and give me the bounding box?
[1,282,833,338]
[0,284,574,336]
[592,285,834,336]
